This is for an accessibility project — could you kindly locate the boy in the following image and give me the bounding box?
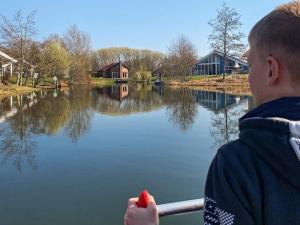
[124,1,300,224]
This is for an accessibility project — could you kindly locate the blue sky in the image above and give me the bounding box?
[1,0,288,56]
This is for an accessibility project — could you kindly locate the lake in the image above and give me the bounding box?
[0,84,253,225]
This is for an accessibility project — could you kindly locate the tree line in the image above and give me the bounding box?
[91,37,198,82]
[0,3,245,86]
[0,10,93,85]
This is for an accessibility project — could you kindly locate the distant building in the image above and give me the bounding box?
[193,50,248,75]
[96,62,129,79]
[152,67,162,77]
[0,50,18,78]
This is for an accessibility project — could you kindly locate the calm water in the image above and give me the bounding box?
[0,84,253,225]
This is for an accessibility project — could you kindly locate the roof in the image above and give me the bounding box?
[195,50,248,66]
[0,50,17,63]
[0,50,35,68]
[97,62,129,72]
[98,63,117,72]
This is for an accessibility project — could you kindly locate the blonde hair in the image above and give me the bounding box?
[249,1,300,82]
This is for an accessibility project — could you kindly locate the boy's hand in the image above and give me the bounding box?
[124,195,159,225]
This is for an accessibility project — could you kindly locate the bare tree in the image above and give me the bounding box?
[162,36,197,81]
[89,51,99,74]
[0,10,37,85]
[208,2,245,79]
[63,25,91,83]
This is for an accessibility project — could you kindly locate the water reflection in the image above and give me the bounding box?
[0,94,38,171]
[65,86,92,142]
[0,84,253,171]
[201,90,254,149]
[92,84,163,115]
[162,87,198,131]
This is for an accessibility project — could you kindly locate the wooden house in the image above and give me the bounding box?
[96,62,129,79]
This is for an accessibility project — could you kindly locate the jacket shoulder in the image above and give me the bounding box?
[217,139,253,164]
[204,139,257,224]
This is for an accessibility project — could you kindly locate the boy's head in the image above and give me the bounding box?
[246,1,300,106]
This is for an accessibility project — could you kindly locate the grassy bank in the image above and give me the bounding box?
[164,74,251,96]
[188,85,251,96]
[9,76,56,86]
[90,77,116,84]
[0,84,39,98]
[166,74,249,86]
[0,76,60,98]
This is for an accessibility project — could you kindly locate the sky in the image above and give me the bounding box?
[1,0,289,56]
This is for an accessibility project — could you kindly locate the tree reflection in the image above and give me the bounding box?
[90,84,198,131]
[162,87,198,131]
[209,90,252,150]
[28,90,71,135]
[0,87,93,170]
[64,85,92,142]
[91,84,163,115]
[0,95,37,171]
[0,84,252,171]
[0,126,36,172]
[91,84,199,131]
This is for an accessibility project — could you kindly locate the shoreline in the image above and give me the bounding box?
[164,74,251,95]
[176,85,251,96]
[0,75,251,98]
[0,84,40,99]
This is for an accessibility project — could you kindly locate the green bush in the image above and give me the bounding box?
[132,71,152,82]
[131,72,142,81]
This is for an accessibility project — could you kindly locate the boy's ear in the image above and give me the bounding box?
[266,55,280,86]
[242,48,250,58]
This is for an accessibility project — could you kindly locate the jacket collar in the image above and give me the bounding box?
[240,97,300,122]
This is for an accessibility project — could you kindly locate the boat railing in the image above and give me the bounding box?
[157,198,204,217]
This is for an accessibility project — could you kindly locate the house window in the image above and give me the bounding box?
[112,72,118,78]
[123,86,127,92]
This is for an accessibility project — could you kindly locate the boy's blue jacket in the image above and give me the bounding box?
[204,97,300,225]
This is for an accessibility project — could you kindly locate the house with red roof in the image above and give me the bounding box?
[96,62,129,80]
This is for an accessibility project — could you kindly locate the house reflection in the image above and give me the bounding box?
[97,84,129,101]
[194,90,255,150]
[0,92,39,123]
[0,93,40,171]
[192,90,253,112]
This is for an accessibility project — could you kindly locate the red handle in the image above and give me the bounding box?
[136,190,150,208]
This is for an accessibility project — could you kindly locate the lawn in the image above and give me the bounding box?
[191,75,223,80]
[90,77,116,84]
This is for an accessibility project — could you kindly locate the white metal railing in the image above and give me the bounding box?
[157,198,204,217]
